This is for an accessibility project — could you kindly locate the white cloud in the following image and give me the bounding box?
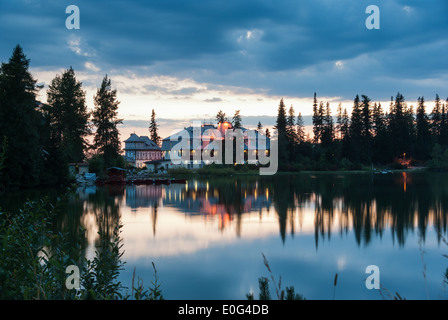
[85,62,100,72]
[67,35,94,57]
[237,29,264,43]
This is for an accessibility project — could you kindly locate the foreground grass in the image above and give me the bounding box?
[0,197,163,300]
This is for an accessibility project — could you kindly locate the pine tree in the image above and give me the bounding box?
[320,102,334,148]
[216,110,227,123]
[312,92,322,144]
[275,98,287,134]
[296,113,305,144]
[361,95,372,140]
[92,75,123,168]
[340,108,350,140]
[415,97,431,160]
[232,110,242,128]
[372,103,385,137]
[440,102,448,146]
[286,105,297,144]
[431,94,442,140]
[275,98,289,165]
[371,102,390,163]
[350,95,362,142]
[257,121,263,133]
[348,95,363,162]
[388,92,412,158]
[149,109,161,146]
[361,95,372,163]
[336,103,343,140]
[46,66,90,163]
[0,45,42,187]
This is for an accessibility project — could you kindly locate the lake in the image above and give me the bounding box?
[2,171,448,300]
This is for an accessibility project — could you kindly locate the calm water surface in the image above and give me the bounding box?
[2,172,448,300]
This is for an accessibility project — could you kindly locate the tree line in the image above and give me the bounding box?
[0,45,126,189]
[273,92,448,171]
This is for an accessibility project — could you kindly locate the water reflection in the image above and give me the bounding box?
[2,172,448,299]
[36,172,448,255]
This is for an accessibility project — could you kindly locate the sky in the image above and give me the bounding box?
[1,0,447,138]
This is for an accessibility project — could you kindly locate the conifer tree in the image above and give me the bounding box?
[92,75,123,167]
[348,95,363,162]
[275,98,289,166]
[312,92,322,144]
[296,113,305,144]
[388,92,412,158]
[431,94,442,139]
[232,110,242,128]
[0,45,42,187]
[340,108,350,140]
[46,66,90,163]
[286,105,297,144]
[415,97,431,160]
[371,102,390,163]
[350,95,362,142]
[320,102,334,148]
[361,95,372,140]
[361,95,373,162]
[440,102,448,146]
[149,109,161,146]
[336,103,343,140]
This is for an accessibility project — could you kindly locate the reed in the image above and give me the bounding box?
[247,253,305,300]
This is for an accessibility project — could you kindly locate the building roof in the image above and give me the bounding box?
[123,133,142,143]
[123,133,162,151]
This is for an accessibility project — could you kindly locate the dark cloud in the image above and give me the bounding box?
[0,0,447,101]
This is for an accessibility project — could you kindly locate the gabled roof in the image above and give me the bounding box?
[140,135,159,148]
[123,133,162,151]
[123,133,142,143]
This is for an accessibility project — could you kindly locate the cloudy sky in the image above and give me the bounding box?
[1,0,447,137]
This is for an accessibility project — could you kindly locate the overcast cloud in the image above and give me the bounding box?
[1,0,447,119]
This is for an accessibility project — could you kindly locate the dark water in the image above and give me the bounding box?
[1,171,448,300]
